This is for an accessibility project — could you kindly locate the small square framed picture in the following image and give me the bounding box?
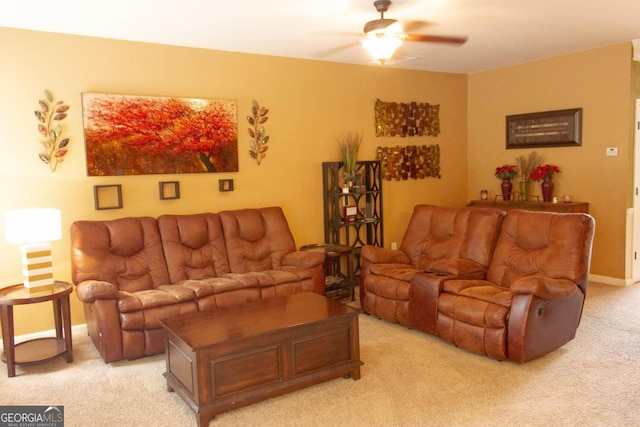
[159,181,180,200]
[94,184,123,210]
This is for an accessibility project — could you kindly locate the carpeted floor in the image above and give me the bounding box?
[2,282,639,426]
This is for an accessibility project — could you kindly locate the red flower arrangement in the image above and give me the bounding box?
[495,165,517,180]
[531,164,561,181]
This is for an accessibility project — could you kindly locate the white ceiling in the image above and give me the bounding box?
[1,0,639,74]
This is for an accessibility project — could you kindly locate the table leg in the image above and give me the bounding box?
[61,295,73,363]
[53,298,63,337]
[0,305,16,377]
[346,253,354,301]
[197,411,213,427]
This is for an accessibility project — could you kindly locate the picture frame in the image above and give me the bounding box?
[94,184,123,210]
[506,108,582,149]
[82,93,238,176]
[159,181,180,200]
[218,179,234,192]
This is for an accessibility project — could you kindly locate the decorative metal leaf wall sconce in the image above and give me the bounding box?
[35,90,70,172]
[247,100,269,165]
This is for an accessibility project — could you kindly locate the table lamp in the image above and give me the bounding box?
[4,208,62,291]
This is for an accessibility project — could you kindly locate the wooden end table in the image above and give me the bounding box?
[300,243,355,301]
[0,281,73,377]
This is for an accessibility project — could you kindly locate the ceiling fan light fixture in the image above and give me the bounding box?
[362,33,404,65]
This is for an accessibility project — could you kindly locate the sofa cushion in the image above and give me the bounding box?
[158,213,231,282]
[442,280,513,307]
[486,210,595,294]
[223,269,307,287]
[400,205,504,270]
[118,288,194,313]
[71,217,170,293]
[219,207,297,273]
[173,277,252,296]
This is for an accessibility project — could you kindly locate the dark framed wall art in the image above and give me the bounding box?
[94,184,123,210]
[159,181,180,200]
[506,108,582,149]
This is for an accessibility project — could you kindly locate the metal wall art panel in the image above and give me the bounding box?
[374,99,440,137]
[376,145,441,180]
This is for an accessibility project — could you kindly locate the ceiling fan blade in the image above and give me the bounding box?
[402,20,431,33]
[364,18,398,34]
[405,34,468,45]
[313,42,361,58]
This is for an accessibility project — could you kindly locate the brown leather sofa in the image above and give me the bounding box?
[360,205,595,362]
[70,207,325,363]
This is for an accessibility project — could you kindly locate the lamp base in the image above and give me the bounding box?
[24,283,55,293]
[21,242,54,291]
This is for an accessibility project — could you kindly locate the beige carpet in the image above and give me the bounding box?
[3,282,639,426]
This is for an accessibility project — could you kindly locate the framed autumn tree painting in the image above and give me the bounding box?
[81,93,238,175]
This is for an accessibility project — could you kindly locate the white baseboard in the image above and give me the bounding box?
[0,323,87,348]
[589,274,633,287]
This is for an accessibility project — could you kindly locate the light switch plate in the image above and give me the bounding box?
[606,147,618,156]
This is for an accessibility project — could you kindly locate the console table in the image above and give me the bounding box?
[468,200,588,213]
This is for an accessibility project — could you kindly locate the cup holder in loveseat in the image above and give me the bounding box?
[423,270,448,276]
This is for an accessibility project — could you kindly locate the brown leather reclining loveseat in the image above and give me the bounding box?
[360,204,595,362]
[70,206,325,363]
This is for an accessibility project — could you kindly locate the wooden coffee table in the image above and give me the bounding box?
[160,292,362,426]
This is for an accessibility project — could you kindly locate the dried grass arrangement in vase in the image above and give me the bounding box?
[515,151,543,201]
[336,132,362,188]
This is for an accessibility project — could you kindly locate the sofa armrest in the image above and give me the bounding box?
[76,280,119,303]
[510,276,578,300]
[360,245,410,264]
[282,250,325,268]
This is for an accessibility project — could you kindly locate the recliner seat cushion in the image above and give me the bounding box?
[369,264,423,281]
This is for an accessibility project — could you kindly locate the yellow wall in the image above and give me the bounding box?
[0,27,468,336]
[468,43,634,281]
[1,27,635,338]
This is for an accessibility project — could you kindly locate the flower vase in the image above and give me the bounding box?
[500,178,513,201]
[519,181,530,201]
[541,176,554,202]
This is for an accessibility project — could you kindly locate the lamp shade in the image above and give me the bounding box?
[5,208,61,290]
[5,208,62,244]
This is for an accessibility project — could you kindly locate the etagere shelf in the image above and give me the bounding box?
[322,161,383,282]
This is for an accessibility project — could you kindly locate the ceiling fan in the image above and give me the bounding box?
[361,0,467,64]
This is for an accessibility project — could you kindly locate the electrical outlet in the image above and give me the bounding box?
[390,242,398,250]
[606,147,619,156]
